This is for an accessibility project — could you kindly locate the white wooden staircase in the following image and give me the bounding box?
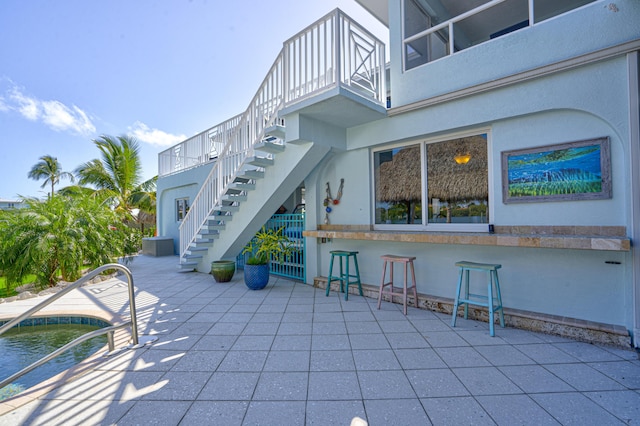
[173,9,386,272]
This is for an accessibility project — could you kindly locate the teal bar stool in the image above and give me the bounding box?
[451,261,505,336]
[326,250,362,300]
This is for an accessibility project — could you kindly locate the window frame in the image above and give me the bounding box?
[176,197,189,222]
[371,128,494,232]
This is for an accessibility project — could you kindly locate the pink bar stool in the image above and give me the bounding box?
[377,255,418,315]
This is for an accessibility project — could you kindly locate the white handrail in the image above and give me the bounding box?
[0,263,149,390]
[179,54,285,257]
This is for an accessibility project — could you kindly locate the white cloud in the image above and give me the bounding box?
[1,83,96,136]
[40,100,96,135]
[128,121,186,147]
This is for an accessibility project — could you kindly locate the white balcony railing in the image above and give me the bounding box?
[159,9,385,178]
[173,9,385,259]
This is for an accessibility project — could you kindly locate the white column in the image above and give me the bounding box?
[628,51,640,348]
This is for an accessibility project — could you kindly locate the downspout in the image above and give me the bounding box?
[628,51,640,349]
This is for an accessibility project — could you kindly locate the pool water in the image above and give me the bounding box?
[0,323,107,401]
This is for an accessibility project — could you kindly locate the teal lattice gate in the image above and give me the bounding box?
[237,213,305,281]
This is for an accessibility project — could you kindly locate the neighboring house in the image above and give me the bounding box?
[0,198,25,210]
[157,0,640,348]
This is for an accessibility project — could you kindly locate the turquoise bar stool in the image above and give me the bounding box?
[326,250,362,300]
[451,261,505,336]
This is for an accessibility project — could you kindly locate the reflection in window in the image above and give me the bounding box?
[373,134,489,228]
[427,135,488,224]
[176,198,189,221]
[374,145,422,224]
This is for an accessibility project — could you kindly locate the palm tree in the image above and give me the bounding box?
[0,195,132,287]
[28,155,75,198]
[75,135,156,225]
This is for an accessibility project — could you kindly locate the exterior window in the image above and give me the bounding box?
[373,133,489,230]
[403,0,595,71]
[374,144,422,224]
[404,0,449,70]
[427,135,488,225]
[176,198,189,221]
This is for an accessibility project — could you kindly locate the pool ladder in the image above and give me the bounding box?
[0,263,156,390]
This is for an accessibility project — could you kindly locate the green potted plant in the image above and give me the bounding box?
[242,226,297,290]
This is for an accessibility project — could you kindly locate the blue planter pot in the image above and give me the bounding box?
[244,264,270,290]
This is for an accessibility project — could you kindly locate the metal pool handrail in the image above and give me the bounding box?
[0,263,147,390]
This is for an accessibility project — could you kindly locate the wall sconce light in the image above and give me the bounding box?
[454,153,471,164]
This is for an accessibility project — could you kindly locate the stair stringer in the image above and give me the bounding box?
[196,142,331,272]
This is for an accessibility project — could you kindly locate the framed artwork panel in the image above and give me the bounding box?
[501,137,611,204]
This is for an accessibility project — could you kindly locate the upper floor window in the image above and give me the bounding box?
[176,198,189,221]
[373,132,489,231]
[403,0,595,71]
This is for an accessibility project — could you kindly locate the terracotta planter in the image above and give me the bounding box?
[210,260,236,283]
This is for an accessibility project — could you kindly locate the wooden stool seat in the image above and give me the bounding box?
[377,255,417,315]
[451,261,505,336]
[326,250,362,301]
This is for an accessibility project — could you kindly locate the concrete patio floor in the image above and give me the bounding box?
[1,254,639,425]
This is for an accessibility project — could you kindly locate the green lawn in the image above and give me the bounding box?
[0,275,37,298]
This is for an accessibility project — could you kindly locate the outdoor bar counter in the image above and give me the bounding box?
[303,225,630,251]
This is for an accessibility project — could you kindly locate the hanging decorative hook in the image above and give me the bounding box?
[323,178,344,224]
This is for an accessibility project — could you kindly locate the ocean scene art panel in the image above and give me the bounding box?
[501,137,611,203]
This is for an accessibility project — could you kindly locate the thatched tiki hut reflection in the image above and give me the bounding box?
[428,135,488,222]
[376,145,422,224]
[377,136,488,224]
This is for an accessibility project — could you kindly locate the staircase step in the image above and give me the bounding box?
[192,238,214,246]
[207,215,232,223]
[187,246,208,253]
[255,140,285,154]
[233,176,252,183]
[197,232,220,240]
[178,262,198,270]
[222,194,247,203]
[228,182,255,192]
[238,169,264,179]
[183,253,203,260]
[215,205,240,213]
[247,156,274,167]
[264,124,286,139]
[204,223,226,231]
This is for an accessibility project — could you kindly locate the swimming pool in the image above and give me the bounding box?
[0,316,109,401]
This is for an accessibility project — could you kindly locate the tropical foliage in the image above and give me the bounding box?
[242,226,298,265]
[0,195,136,289]
[27,155,74,198]
[74,135,156,230]
[0,134,156,295]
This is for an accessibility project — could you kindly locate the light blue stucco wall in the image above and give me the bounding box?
[388,0,640,107]
[344,57,632,229]
[302,6,637,329]
[156,163,214,254]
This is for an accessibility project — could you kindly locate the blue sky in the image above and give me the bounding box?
[0,0,387,200]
